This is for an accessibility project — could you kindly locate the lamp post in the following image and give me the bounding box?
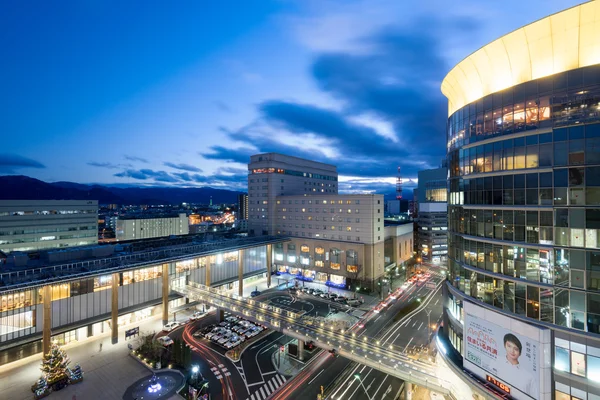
[426,309,432,340]
[191,365,199,386]
[354,374,373,400]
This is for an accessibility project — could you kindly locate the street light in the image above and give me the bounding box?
[353,374,373,400]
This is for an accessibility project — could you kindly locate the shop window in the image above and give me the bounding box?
[555,346,570,372]
[571,351,586,377]
[588,355,600,382]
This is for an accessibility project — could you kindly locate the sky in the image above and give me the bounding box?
[0,0,584,195]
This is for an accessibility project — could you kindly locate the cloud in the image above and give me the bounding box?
[164,162,202,172]
[87,161,134,169]
[214,101,232,113]
[124,155,149,163]
[0,154,45,173]
[114,169,179,183]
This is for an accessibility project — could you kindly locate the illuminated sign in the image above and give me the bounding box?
[486,375,511,394]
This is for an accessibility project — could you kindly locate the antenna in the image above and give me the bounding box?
[396,166,403,200]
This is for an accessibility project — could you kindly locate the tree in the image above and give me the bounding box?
[41,343,70,384]
[347,264,363,298]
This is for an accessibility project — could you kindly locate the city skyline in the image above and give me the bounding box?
[1,0,580,194]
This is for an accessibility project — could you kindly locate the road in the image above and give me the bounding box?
[166,286,350,399]
[272,268,445,400]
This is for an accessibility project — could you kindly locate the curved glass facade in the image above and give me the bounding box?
[447,66,600,336]
[446,65,600,398]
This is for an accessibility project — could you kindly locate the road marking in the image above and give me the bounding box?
[403,337,414,353]
[418,322,423,330]
[411,320,417,328]
[307,369,325,385]
[434,298,440,305]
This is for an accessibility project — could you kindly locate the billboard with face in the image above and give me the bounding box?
[463,301,551,400]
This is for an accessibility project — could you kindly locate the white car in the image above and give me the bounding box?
[158,336,174,347]
[190,311,206,321]
[163,322,180,332]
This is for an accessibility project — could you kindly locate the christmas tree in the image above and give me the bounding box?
[41,343,70,384]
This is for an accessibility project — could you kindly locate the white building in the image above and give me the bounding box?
[0,200,98,253]
[115,213,188,241]
[248,153,338,236]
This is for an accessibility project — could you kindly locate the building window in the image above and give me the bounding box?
[571,351,586,377]
[555,346,570,372]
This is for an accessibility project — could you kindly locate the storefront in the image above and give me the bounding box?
[327,274,346,288]
[315,272,328,283]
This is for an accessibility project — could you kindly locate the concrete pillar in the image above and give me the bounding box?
[238,249,245,297]
[162,263,169,325]
[266,244,272,288]
[298,339,304,361]
[216,308,225,322]
[205,259,211,287]
[42,285,52,356]
[111,272,119,344]
[405,382,413,400]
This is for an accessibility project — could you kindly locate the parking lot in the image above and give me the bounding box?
[293,286,364,307]
[193,315,266,350]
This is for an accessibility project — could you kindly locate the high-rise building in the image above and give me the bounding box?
[248,153,409,289]
[440,3,600,399]
[237,194,248,220]
[247,153,338,236]
[0,200,98,253]
[416,166,448,265]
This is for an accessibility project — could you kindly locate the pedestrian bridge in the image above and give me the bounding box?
[173,282,467,399]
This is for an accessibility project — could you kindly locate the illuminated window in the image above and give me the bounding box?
[571,351,586,377]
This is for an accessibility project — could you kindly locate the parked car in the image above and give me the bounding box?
[347,299,362,307]
[335,296,348,304]
[163,322,180,332]
[190,311,206,321]
[250,290,261,297]
[328,293,338,300]
[158,336,174,346]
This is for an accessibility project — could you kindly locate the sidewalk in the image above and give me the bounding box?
[0,310,196,400]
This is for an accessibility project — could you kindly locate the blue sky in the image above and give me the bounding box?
[1,0,583,194]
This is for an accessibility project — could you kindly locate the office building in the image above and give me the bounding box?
[440,3,600,399]
[114,213,189,241]
[0,200,98,254]
[273,194,386,288]
[238,194,249,220]
[247,153,338,236]
[416,166,448,264]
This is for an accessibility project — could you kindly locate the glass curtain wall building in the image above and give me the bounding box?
[442,2,600,399]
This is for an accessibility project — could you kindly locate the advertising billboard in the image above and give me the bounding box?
[463,301,551,400]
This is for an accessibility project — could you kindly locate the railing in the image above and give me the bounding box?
[0,236,288,291]
[176,283,463,397]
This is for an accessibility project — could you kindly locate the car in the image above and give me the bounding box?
[163,322,180,332]
[319,292,328,298]
[250,290,261,297]
[335,296,348,304]
[328,293,338,300]
[190,311,206,321]
[347,299,362,307]
[158,336,174,346]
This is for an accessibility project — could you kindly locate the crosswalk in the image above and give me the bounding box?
[210,364,230,380]
[246,374,287,400]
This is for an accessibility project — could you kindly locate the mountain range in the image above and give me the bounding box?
[0,175,245,205]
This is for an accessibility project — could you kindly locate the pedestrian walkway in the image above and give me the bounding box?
[0,310,195,400]
[246,374,286,400]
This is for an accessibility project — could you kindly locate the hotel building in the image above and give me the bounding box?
[440,2,600,399]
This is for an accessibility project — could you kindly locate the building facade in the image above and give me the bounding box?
[441,3,600,399]
[247,153,338,236]
[0,236,284,364]
[114,213,189,241]
[417,166,448,264]
[238,194,249,221]
[272,194,387,287]
[0,200,98,254]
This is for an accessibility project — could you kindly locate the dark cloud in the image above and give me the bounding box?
[0,153,45,173]
[124,155,149,163]
[114,169,179,183]
[164,162,202,172]
[199,20,473,184]
[202,146,256,164]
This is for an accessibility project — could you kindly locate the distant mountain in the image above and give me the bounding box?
[0,176,244,205]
